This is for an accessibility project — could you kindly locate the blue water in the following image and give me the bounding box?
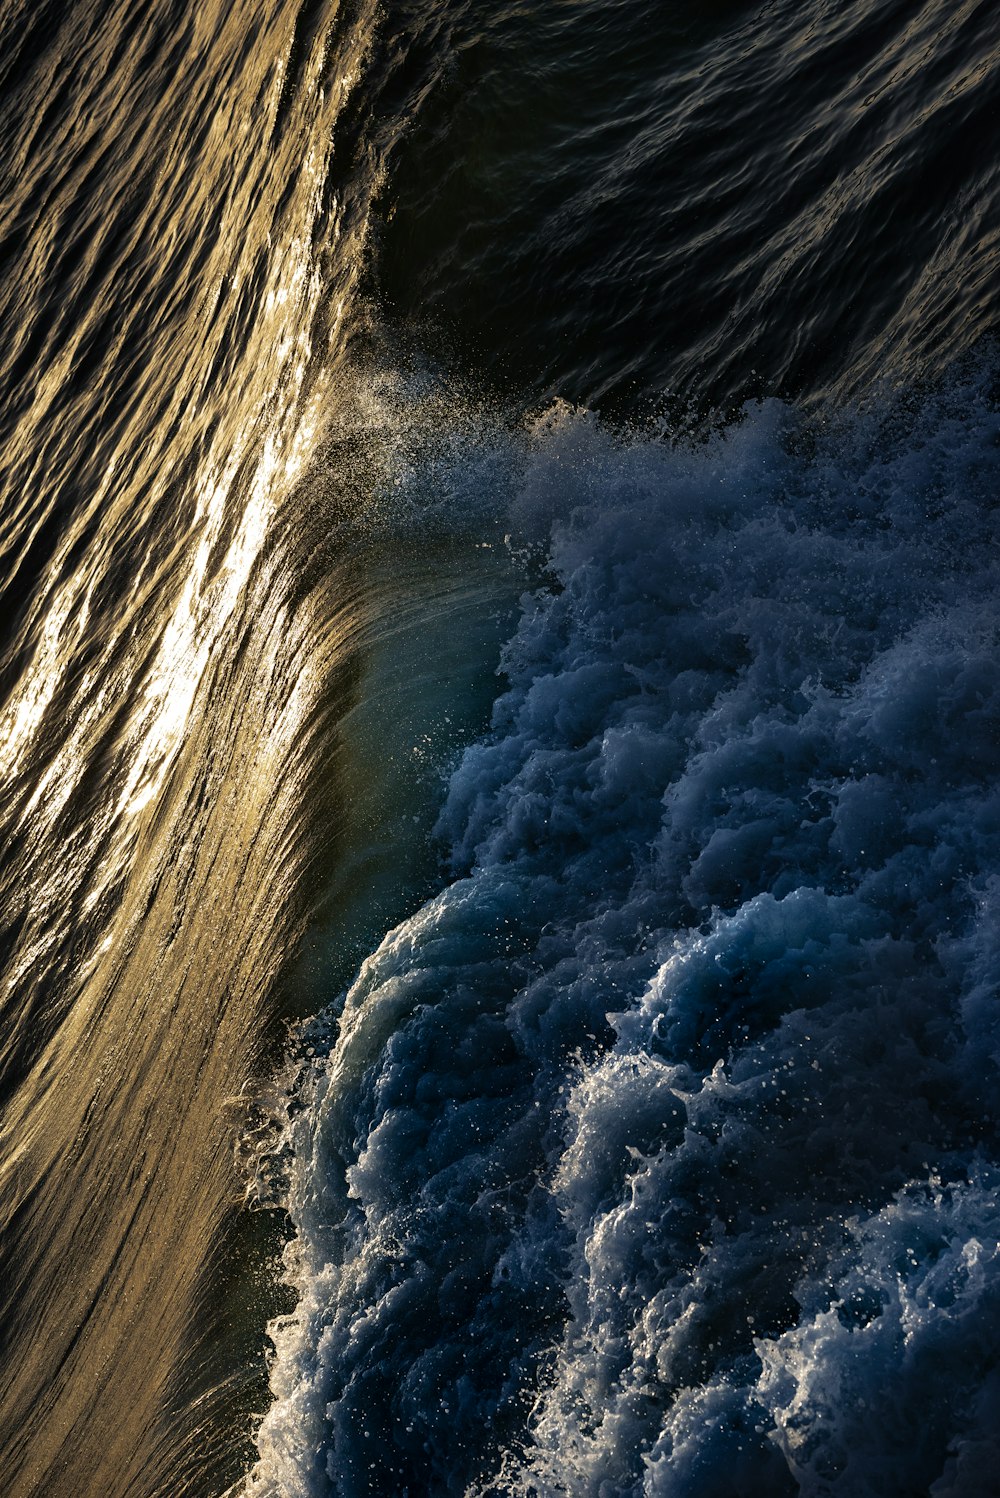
[0,0,998,1494]
[249,362,1000,1496]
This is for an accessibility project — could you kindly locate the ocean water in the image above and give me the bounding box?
[249,370,1000,1498]
[0,1,997,1496]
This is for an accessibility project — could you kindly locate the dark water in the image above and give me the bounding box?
[375,0,998,411]
[0,2,997,1496]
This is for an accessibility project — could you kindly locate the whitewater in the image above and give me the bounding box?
[245,361,1000,1497]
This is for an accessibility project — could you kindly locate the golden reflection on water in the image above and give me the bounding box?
[0,5,378,1495]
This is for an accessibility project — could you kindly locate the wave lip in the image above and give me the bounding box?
[250,366,1000,1497]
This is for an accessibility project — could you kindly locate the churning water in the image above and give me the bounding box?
[0,2,998,1496]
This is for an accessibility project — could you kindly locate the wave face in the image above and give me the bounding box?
[0,2,392,1492]
[251,366,1000,1496]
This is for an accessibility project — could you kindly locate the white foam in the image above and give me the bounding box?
[246,363,1000,1496]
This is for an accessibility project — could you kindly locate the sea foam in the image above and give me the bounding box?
[248,363,1000,1497]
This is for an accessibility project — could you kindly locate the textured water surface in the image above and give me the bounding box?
[0,0,997,1495]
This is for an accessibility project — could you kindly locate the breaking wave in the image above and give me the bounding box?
[248,358,1000,1497]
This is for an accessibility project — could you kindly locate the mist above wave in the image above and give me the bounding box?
[248,359,1000,1497]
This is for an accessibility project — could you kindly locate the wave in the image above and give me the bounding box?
[246,357,1000,1496]
[0,2,386,1491]
[2,0,995,1494]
